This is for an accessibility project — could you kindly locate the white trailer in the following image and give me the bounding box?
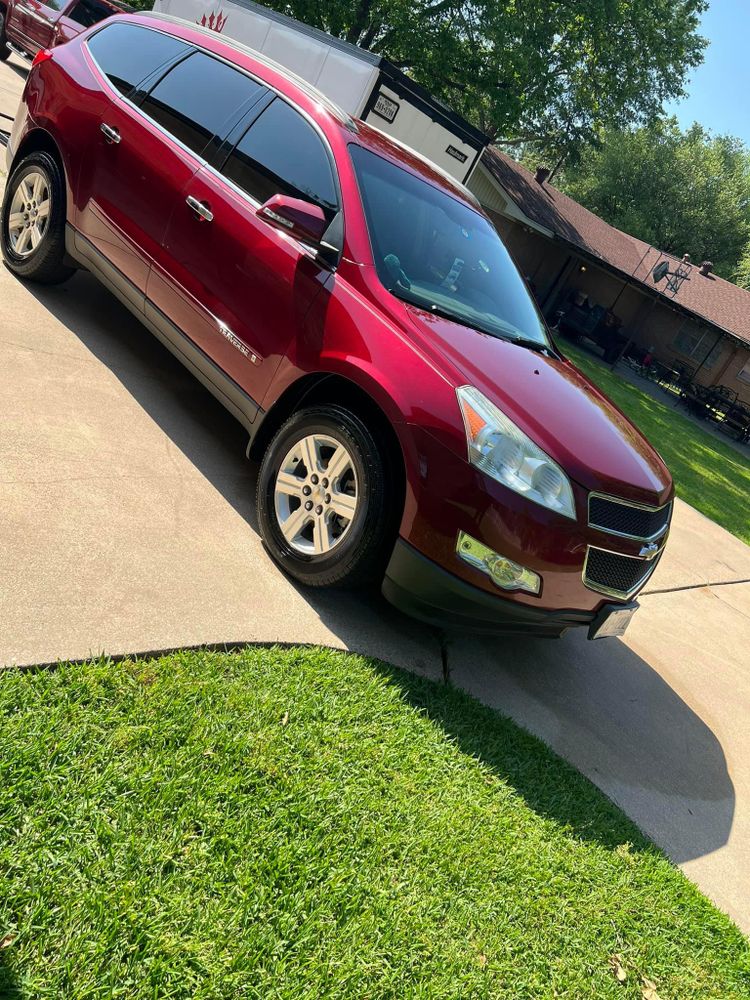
[151,0,488,183]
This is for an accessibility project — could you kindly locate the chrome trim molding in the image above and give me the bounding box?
[588,491,672,542]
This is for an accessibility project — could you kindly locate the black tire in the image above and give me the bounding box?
[1,151,74,284]
[257,404,397,588]
[0,14,10,60]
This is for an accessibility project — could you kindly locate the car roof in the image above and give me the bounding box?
[347,119,482,209]
[141,13,357,126]
[128,13,481,211]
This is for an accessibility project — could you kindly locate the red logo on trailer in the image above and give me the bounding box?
[197,9,228,32]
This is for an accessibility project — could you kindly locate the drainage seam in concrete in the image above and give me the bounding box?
[642,577,750,597]
[436,631,452,686]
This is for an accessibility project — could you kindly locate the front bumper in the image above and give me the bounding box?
[383,539,608,638]
[399,425,669,616]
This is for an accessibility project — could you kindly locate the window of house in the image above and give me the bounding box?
[673,324,723,370]
[737,359,750,385]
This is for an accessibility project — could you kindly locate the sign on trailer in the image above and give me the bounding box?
[151,0,488,183]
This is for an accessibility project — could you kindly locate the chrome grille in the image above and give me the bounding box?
[589,494,671,540]
[584,546,660,599]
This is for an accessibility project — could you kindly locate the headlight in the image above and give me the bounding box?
[457,385,576,519]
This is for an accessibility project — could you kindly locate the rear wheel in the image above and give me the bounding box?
[257,405,397,588]
[1,151,74,284]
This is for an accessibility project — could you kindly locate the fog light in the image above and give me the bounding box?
[456,531,541,594]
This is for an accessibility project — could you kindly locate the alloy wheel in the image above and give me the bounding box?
[273,433,358,555]
[7,170,51,258]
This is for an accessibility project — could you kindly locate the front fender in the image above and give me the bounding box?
[265,267,466,449]
[259,269,467,539]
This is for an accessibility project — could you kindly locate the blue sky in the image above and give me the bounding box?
[664,2,750,144]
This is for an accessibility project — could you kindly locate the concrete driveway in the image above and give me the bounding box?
[1,54,750,933]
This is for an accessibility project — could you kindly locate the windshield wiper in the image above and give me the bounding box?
[507,335,555,356]
[426,302,493,335]
[390,287,496,336]
[390,286,554,353]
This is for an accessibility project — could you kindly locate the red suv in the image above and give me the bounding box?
[2,14,673,639]
[0,0,131,63]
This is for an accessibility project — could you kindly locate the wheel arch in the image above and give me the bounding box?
[249,371,408,526]
[7,127,76,253]
[9,126,66,177]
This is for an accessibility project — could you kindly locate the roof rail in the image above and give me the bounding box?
[140,10,357,129]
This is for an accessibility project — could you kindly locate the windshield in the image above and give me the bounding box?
[349,145,551,349]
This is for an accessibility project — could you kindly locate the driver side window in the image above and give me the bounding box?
[221,99,338,221]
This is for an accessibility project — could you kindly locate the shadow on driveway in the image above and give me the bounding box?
[20,270,735,868]
[3,59,29,83]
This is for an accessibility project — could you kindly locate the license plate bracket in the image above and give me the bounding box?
[588,601,638,640]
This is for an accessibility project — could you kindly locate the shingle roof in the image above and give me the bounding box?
[482,147,750,348]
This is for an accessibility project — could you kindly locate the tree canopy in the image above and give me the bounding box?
[125,1,707,160]
[556,119,750,281]
[267,0,707,158]
[734,243,750,290]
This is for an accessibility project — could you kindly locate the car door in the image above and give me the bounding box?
[78,23,261,297]
[5,0,35,50]
[148,97,340,406]
[76,22,193,293]
[14,0,62,52]
[55,0,120,46]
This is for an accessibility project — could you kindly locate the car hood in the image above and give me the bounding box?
[404,306,672,505]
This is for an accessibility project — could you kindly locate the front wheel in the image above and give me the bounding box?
[1,151,74,283]
[257,405,397,588]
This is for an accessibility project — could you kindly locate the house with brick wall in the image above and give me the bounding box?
[466,148,750,407]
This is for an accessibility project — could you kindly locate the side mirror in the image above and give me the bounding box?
[257,194,328,247]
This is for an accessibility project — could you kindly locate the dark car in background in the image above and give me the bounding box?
[0,0,131,61]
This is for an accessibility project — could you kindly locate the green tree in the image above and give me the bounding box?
[162,0,706,158]
[556,119,750,280]
[734,242,750,290]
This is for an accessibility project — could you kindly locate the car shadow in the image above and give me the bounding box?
[4,56,30,82]
[437,629,734,864]
[372,656,683,857]
[20,269,735,866]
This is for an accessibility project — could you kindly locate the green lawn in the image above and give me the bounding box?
[1,647,748,998]
[562,342,750,545]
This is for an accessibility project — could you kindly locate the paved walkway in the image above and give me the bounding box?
[1,55,749,934]
[0,50,25,131]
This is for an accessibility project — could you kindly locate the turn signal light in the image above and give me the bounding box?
[456,531,541,595]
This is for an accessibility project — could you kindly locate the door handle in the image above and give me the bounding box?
[100,123,120,145]
[186,195,214,223]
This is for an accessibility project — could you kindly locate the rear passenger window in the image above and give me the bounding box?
[222,99,338,216]
[141,52,263,157]
[69,0,116,28]
[87,23,188,96]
